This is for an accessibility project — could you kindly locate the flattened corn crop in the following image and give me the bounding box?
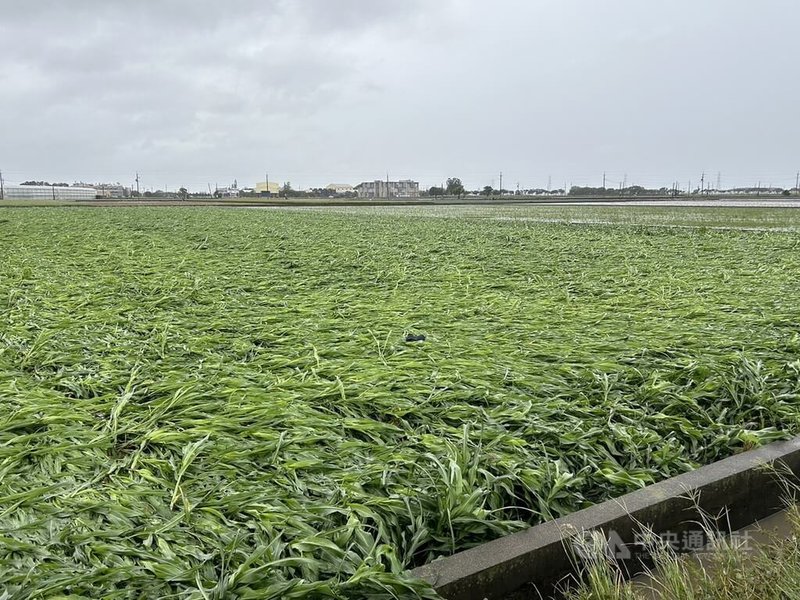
[1,207,800,598]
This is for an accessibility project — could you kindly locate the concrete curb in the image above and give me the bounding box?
[410,436,800,600]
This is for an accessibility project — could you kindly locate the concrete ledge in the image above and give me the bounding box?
[411,436,800,600]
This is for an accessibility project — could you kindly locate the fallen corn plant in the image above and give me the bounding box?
[1,206,800,598]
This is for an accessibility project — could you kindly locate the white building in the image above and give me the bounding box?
[93,184,128,198]
[72,182,129,198]
[3,184,97,201]
[355,180,419,199]
[215,181,240,198]
[325,183,354,194]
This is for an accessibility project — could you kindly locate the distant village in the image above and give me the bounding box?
[3,179,426,201]
[1,176,797,201]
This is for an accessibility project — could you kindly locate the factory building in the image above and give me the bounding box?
[355,180,419,199]
[214,186,240,198]
[2,184,97,201]
[71,182,129,198]
[325,183,354,194]
[254,181,281,196]
[94,184,129,198]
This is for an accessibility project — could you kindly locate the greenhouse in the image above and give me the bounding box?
[3,184,97,201]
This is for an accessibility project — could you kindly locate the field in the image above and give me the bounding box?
[277,203,800,230]
[2,206,800,598]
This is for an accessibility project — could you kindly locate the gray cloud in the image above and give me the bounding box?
[1,0,798,191]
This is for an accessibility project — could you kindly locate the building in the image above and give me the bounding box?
[254,181,281,196]
[355,180,419,199]
[94,184,128,198]
[215,181,240,198]
[73,182,129,198]
[3,184,97,201]
[215,187,240,198]
[325,183,354,194]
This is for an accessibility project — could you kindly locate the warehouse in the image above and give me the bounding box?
[355,179,419,199]
[254,181,281,196]
[3,184,97,201]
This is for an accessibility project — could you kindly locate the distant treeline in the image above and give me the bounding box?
[568,186,673,196]
[568,185,793,196]
[20,181,71,187]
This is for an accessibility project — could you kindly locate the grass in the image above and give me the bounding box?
[565,503,800,600]
[1,206,800,598]
[285,203,800,230]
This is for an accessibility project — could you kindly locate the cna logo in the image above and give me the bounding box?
[570,527,753,562]
[571,529,632,561]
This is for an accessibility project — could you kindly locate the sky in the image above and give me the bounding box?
[1,0,798,192]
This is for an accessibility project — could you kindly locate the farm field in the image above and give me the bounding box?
[278,203,800,230]
[2,206,800,598]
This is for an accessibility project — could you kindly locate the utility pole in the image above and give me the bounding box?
[499,171,503,197]
[0,169,4,200]
[266,172,269,196]
[623,173,627,190]
[603,172,606,189]
[700,172,705,195]
[135,172,140,197]
[52,184,56,201]
[795,171,799,194]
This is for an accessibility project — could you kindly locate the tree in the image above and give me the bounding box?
[281,182,293,198]
[21,181,69,187]
[446,177,465,198]
[427,186,445,197]
[178,187,189,201]
[482,185,494,196]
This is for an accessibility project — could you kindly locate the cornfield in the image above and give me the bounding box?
[1,207,800,598]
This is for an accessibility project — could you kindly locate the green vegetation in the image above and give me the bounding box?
[296,203,800,230]
[445,178,465,198]
[2,207,800,598]
[566,504,800,600]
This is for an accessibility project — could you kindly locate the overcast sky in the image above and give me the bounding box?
[1,0,798,191]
